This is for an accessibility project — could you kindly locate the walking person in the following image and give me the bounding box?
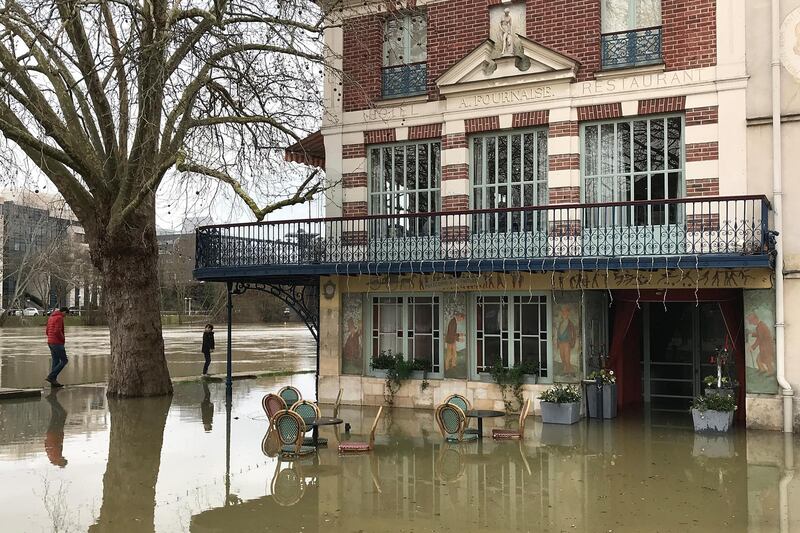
[45,307,69,387]
[202,324,215,376]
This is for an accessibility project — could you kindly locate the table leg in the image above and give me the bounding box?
[477,418,483,439]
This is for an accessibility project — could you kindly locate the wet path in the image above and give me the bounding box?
[0,376,797,532]
[0,324,316,389]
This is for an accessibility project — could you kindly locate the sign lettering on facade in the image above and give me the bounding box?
[578,70,701,96]
[457,85,555,109]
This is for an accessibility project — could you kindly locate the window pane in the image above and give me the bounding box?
[498,135,507,184]
[473,138,483,185]
[667,117,681,170]
[617,122,631,173]
[650,119,664,171]
[600,124,616,175]
[602,0,631,33]
[511,134,521,183]
[636,0,661,27]
[418,144,429,189]
[487,137,496,184]
[585,125,598,176]
[384,18,404,66]
[409,15,427,63]
[633,120,648,172]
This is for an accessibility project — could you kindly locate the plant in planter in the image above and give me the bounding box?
[705,347,737,397]
[370,351,432,405]
[490,361,539,413]
[538,384,582,425]
[586,368,617,419]
[691,393,737,432]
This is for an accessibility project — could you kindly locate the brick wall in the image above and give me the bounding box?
[342,0,717,112]
[548,153,580,171]
[343,144,366,159]
[577,104,622,121]
[686,142,719,162]
[638,96,686,115]
[465,116,500,134]
[442,164,469,182]
[443,133,467,149]
[686,178,720,197]
[342,172,368,188]
[685,106,719,126]
[512,110,549,128]
[364,128,396,145]
[408,123,443,140]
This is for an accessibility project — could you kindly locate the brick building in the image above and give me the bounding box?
[196,0,798,430]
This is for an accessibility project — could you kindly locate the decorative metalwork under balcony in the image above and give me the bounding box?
[601,26,662,70]
[195,196,773,282]
[382,62,427,99]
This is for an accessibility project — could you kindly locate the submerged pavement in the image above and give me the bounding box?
[0,374,798,532]
[0,323,316,389]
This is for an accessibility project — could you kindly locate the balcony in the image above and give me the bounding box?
[382,62,427,99]
[194,196,773,282]
[601,26,662,70]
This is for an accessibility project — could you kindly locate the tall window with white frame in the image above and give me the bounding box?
[383,12,427,98]
[583,115,683,227]
[371,295,441,374]
[475,295,549,380]
[369,141,441,237]
[471,130,548,234]
[600,0,662,69]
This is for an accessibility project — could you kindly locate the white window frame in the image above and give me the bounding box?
[366,293,442,376]
[470,292,552,383]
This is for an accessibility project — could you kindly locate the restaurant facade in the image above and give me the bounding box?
[195,0,800,430]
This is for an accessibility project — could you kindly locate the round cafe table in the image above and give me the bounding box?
[466,409,505,438]
[302,416,343,447]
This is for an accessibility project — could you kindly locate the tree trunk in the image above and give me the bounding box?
[98,219,173,397]
[89,395,172,532]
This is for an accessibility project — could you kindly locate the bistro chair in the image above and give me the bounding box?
[278,385,302,406]
[291,400,327,447]
[262,393,286,426]
[445,394,477,435]
[332,388,343,418]
[272,410,315,458]
[435,403,477,443]
[261,428,282,457]
[492,399,531,440]
[338,406,384,453]
[436,442,467,483]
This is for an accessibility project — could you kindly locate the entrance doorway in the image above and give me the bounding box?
[642,302,732,412]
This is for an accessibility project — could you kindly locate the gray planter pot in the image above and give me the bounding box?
[691,408,734,432]
[540,401,581,425]
[586,383,617,419]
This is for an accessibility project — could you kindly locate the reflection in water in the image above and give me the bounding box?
[201,381,214,432]
[89,396,172,533]
[44,390,67,467]
[1,375,800,532]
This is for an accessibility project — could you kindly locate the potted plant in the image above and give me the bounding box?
[585,369,617,419]
[370,351,431,405]
[538,384,582,425]
[369,350,397,378]
[490,361,539,413]
[703,375,737,398]
[691,393,737,433]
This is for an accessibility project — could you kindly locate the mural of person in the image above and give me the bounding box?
[343,317,362,364]
[747,312,776,375]
[557,305,577,375]
[444,312,466,370]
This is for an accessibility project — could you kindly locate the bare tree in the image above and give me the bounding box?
[0,1,336,396]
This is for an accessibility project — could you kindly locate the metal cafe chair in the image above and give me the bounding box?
[272,410,315,458]
[492,399,532,440]
[262,393,286,427]
[278,385,301,406]
[445,393,478,435]
[338,406,384,454]
[435,403,478,443]
[291,400,327,446]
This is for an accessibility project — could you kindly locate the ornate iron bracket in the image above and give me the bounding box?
[230,282,320,342]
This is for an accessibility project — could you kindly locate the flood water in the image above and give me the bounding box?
[0,324,316,389]
[0,374,798,532]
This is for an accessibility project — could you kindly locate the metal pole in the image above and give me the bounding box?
[226,282,233,393]
[225,390,232,506]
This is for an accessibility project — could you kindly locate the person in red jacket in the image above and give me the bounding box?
[45,307,69,387]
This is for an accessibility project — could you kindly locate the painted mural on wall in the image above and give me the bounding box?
[780,7,800,81]
[744,289,778,394]
[553,292,582,383]
[341,294,363,375]
[443,293,467,379]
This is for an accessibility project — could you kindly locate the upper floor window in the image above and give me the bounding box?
[369,141,441,237]
[601,0,662,69]
[382,13,427,98]
[471,130,548,233]
[583,115,684,227]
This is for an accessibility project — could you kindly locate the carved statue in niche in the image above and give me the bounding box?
[499,7,515,56]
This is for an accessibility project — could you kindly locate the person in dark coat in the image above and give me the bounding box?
[45,307,69,387]
[202,324,215,376]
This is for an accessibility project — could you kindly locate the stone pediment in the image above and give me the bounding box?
[436,36,579,96]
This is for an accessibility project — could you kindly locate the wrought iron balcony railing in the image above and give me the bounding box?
[382,62,427,99]
[601,26,662,70]
[195,196,773,279]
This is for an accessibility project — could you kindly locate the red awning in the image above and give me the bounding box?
[284,130,325,169]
